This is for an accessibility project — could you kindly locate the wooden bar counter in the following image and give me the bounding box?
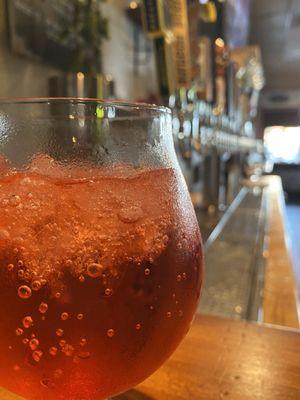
[262,176,299,328]
[129,314,300,400]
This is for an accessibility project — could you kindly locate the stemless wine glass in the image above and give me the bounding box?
[0,98,203,400]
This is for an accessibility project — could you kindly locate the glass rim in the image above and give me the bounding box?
[0,97,171,114]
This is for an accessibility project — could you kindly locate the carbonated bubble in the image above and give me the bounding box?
[87,263,103,278]
[18,285,32,299]
[144,268,151,276]
[22,316,33,328]
[118,205,143,223]
[49,347,58,356]
[59,340,66,347]
[79,275,85,283]
[32,350,43,362]
[61,312,69,321]
[107,329,115,338]
[16,328,23,336]
[29,338,39,350]
[7,264,14,271]
[56,329,64,337]
[39,303,48,314]
[77,313,84,320]
[31,280,42,291]
[22,338,29,345]
[166,311,172,318]
[24,271,30,280]
[18,269,24,279]
[104,288,113,297]
[80,338,87,347]
[135,323,142,331]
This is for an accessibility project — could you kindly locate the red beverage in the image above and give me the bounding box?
[0,157,203,400]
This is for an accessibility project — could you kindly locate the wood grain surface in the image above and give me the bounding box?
[242,175,299,328]
[263,177,299,328]
[133,314,300,400]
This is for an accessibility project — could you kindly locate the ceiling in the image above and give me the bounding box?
[250,0,300,91]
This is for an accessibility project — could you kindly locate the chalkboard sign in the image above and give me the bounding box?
[6,0,75,69]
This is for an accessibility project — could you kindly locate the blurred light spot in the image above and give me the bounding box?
[264,126,300,163]
[96,106,105,119]
[107,107,116,118]
[235,305,242,314]
[215,38,225,48]
[130,1,138,9]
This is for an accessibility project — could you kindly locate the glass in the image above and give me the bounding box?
[0,98,204,400]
